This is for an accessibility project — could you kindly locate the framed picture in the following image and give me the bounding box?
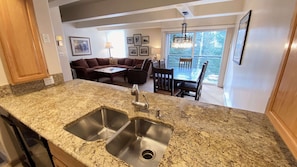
[142,36,149,44]
[233,10,252,65]
[127,37,134,44]
[128,46,138,56]
[139,46,149,56]
[133,34,142,46]
[69,37,92,56]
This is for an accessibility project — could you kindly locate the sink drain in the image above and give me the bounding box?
[142,150,154,160]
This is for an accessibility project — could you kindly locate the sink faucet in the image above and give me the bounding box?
[131,84,139,102]
[131,84,149,109]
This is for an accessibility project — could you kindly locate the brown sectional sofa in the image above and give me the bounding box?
[70,58,145,80]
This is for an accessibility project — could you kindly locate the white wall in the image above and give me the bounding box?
[63,25,163,61]
[32,0,62,75]
[224,0,296,113]
[125,28,162,59]
[63,23,108,61]
[49,7,73,81]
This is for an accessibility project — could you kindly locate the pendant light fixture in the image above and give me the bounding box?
[172,11,193,48]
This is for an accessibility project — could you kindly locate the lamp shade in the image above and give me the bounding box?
[56,35,63,41]
[56,35,63,46]
[151,48,160,55]
[105,42,113,48]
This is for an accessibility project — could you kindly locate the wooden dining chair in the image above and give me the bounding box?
[179,58,192,68]
[152,66,180,96]
[178,61,208,100]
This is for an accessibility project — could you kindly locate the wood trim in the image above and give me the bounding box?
[266,111,297,158]
[265,2,297,160]
[52,156,67,167]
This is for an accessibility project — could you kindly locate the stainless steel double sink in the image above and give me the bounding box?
[64,107,173,167]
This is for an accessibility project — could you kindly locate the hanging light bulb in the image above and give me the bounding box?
[172,11,193,48]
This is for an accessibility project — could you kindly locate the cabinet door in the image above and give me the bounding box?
[48,142,86,167]
[271,30,297,136]
[52,157,67,167]
[266,14,297,158]
[0,0,48,85]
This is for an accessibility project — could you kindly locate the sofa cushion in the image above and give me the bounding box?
[97,58,110,65]
[117,58,126,65]
[86,58,99,67]
[133,59,144,66]
[72,59,89,68]
[124,58,134,66]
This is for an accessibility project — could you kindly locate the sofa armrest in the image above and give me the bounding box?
[72,66,97,80]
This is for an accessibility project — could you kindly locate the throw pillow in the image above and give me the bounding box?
[117,58,126,65]
[72,59,89,68]
[86,58,99,67]
[109,58,118,65]
[124,58,133,66]
[97,58,110,65]
[134,59,144,66]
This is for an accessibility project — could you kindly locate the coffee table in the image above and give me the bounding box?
[94,67,127,83]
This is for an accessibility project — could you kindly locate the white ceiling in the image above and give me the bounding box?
[49,0,245,30]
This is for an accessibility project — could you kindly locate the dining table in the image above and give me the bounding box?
[168,66,201,83]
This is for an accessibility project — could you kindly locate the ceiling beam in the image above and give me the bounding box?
[94,15,237,31]
[48,0,79,8]
[60,0,232,22]
[73,0,242,28]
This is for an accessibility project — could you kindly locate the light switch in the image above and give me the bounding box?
[42,34,50,43]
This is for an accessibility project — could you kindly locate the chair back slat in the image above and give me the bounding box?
[196,61,208,82]
[194,61,208,100]
[152,67,175,95]
[179,58,192,68]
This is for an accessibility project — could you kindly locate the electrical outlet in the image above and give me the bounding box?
[43,76,54,86]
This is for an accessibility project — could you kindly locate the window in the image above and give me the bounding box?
[166,29,227,84]
[107,30,126,58]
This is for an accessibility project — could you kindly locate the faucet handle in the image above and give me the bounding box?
[142,95,149,109]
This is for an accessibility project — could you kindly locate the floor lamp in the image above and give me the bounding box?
[105,42,113,58]
[151,48,161,61]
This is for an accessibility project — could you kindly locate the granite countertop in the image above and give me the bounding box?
[0,79,296,166]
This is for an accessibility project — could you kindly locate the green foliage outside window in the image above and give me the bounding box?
[167,30,227,84]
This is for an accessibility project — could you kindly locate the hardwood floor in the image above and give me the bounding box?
[104,76,225,107]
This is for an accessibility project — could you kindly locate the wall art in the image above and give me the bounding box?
[69,36,92,56]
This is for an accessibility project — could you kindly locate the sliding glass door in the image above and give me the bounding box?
[166,29,227,85]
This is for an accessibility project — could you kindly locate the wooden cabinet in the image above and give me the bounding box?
[266,5,297,159]
[48,141,86,167]
[0,0,48,85]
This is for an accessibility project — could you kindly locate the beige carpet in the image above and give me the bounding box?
[98,76,225,106]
